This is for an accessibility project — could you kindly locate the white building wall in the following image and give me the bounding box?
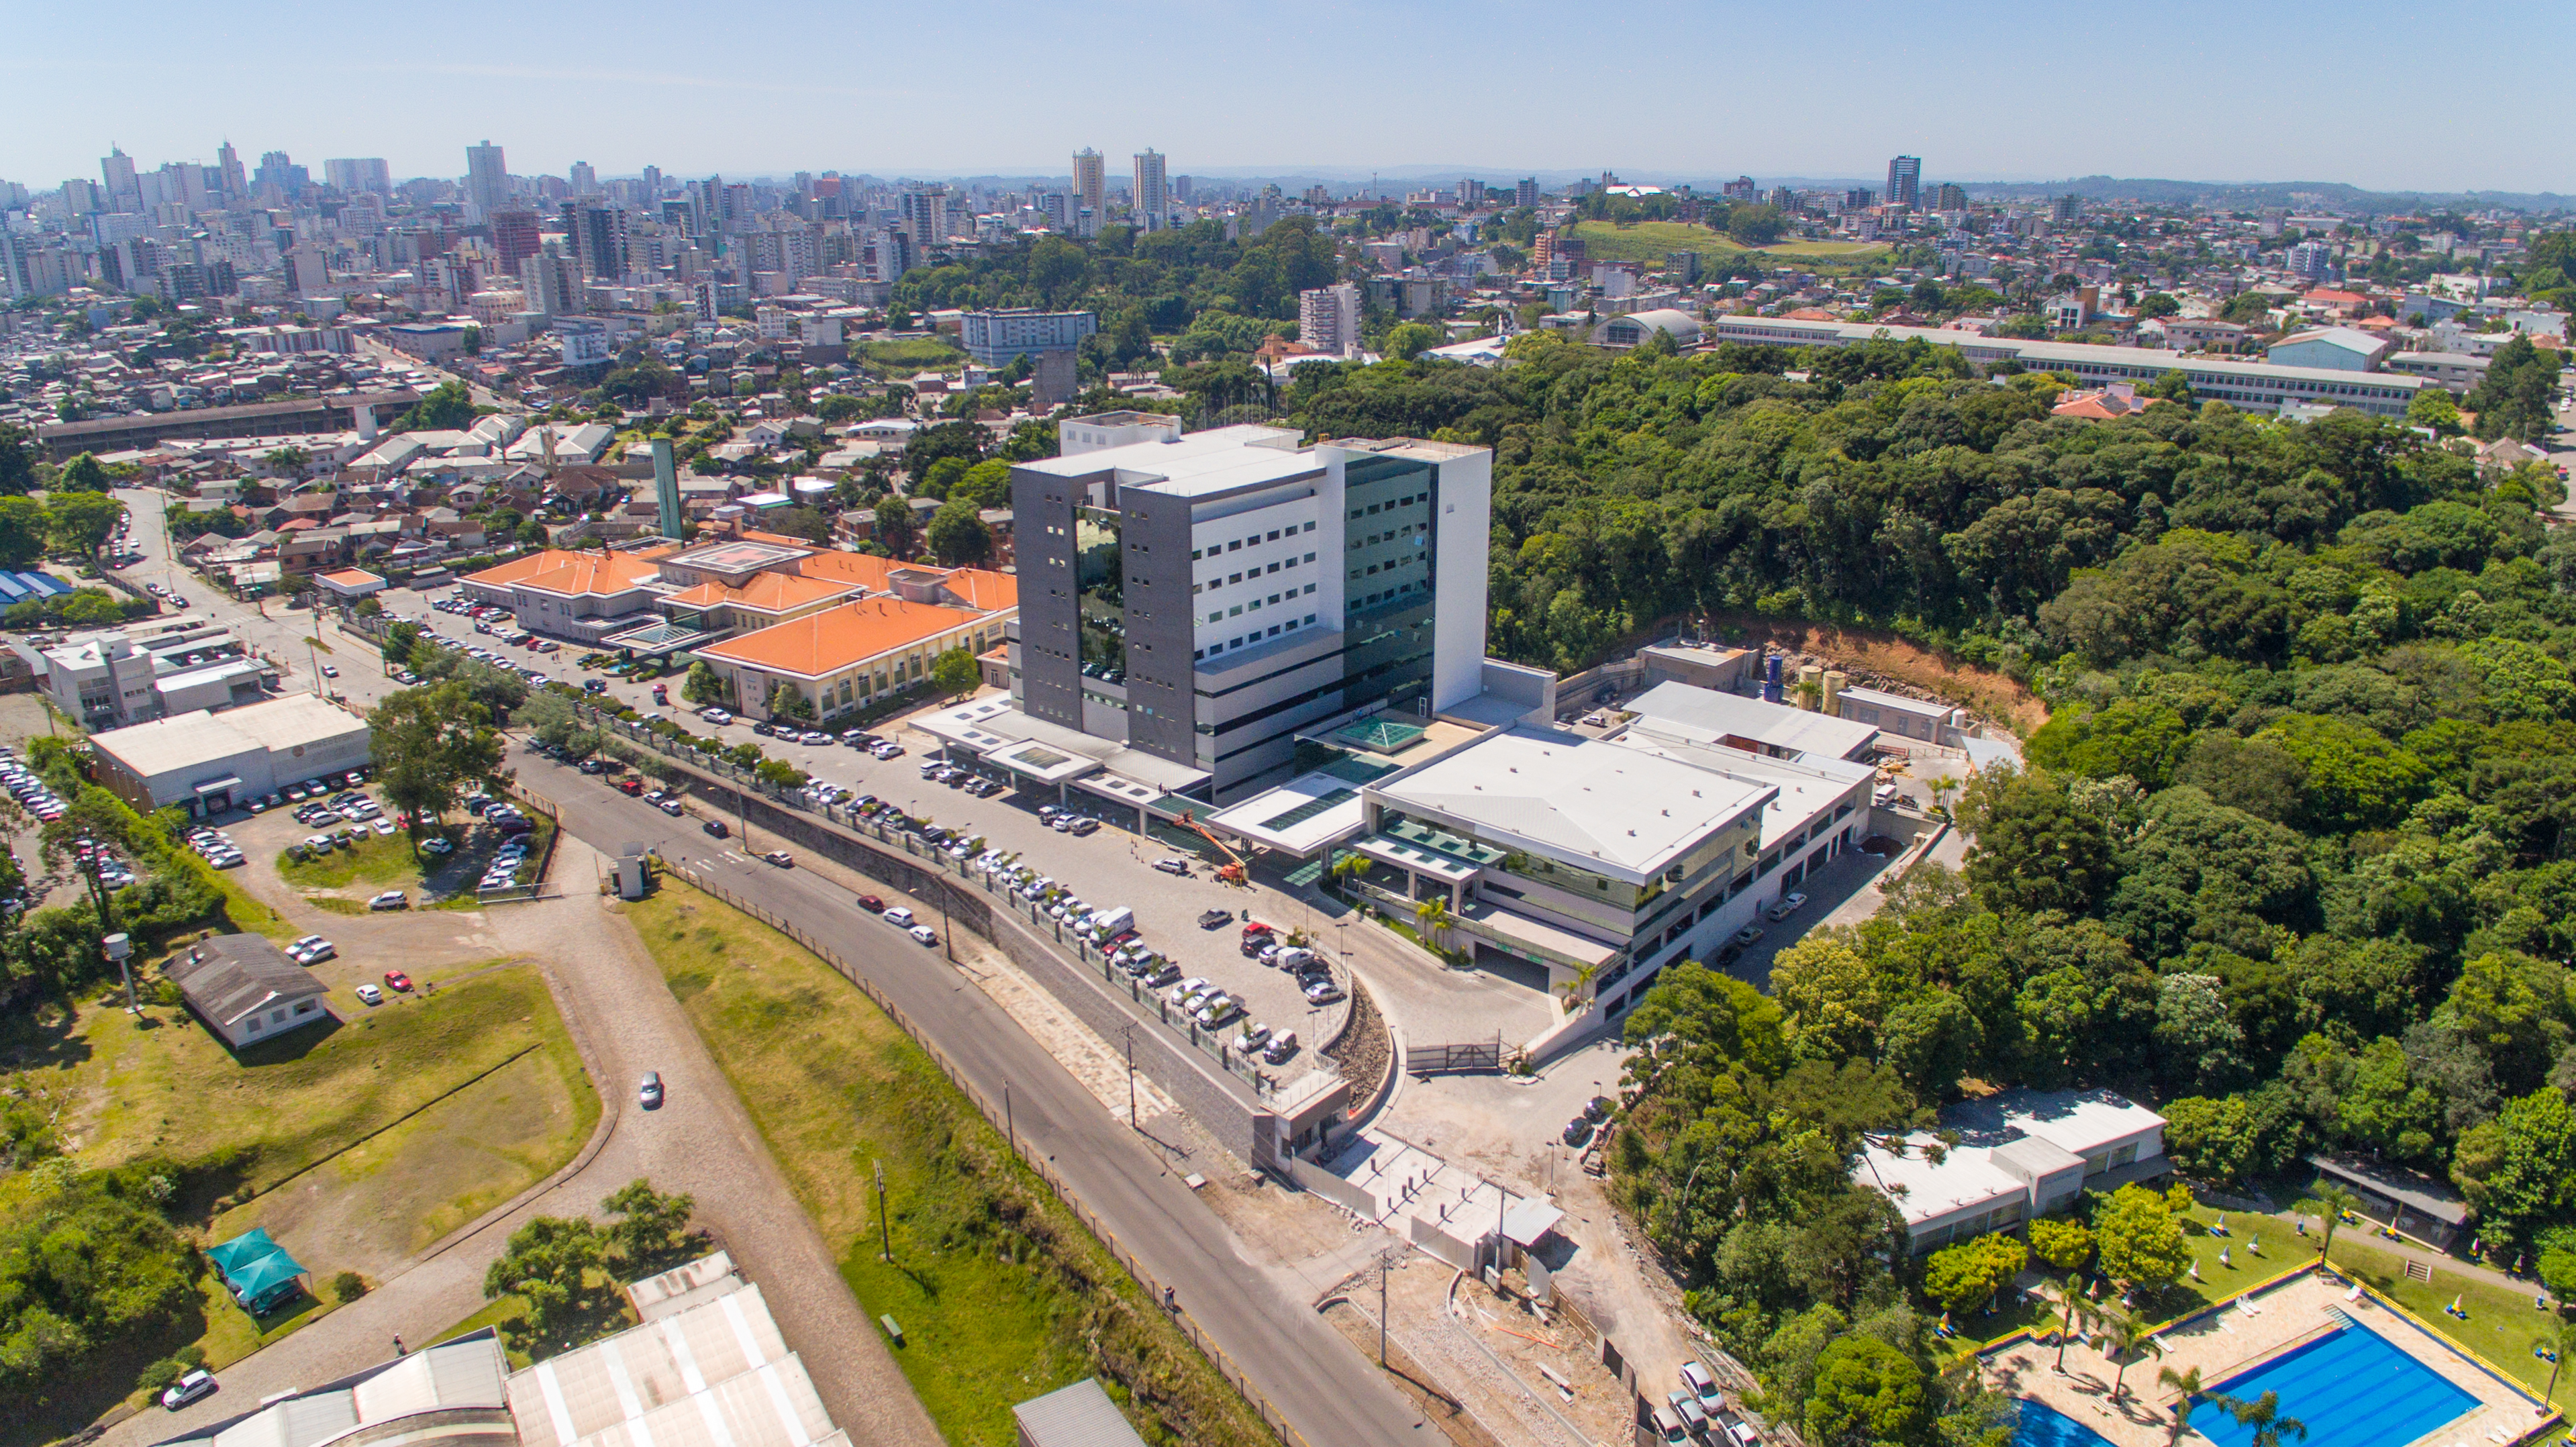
[1430,449,1491,711]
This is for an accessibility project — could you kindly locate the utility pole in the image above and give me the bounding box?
[1380,1252,1390,1366]
[874,1160,891,1262]
[1124,1024,1137,1128]
[1004,1081,1013,1156]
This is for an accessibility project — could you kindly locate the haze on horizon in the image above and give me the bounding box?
[8,0,2573,197]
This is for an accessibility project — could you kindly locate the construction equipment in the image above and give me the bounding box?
[1176,811,1251,887]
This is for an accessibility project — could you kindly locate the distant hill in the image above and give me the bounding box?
[1957,175,2576,214]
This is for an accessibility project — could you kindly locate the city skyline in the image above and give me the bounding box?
[7,0,2574,193]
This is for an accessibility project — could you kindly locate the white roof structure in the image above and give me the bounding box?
[158,1332,509,1447]
[1624,681,1880,761]
[1017,422,1321,500]
[1610,724,1876,853]
[1856,1089,2167,1232]
[91,693,364,780]
[1369,726,1770,882]
[510,1277,844,1447]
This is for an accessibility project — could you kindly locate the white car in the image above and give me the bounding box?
[881,907,915,928]
[907,925,939,946]
[286,934,336,964]
[1767,892,1809,921]
[354,982,384,1005]
[1165,976,1211,1007]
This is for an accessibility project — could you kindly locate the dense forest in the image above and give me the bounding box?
[1287,334,2576,1446]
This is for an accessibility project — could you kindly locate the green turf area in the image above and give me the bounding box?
[2328,1235,2566,1397]
[208,869,296,940]
[856,336,967,375]
[1567,219,1747,264]
[626,883,1274,1447]
[278,832,434,889]
[2,964,595,1425]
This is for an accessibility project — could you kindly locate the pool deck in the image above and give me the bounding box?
[1987,1268,2557,1447]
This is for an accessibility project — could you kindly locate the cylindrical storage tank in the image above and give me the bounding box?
[1822,670,1847,716]
[1797,664,1824,711]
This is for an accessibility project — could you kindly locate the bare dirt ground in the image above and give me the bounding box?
[1702,611,2046,734]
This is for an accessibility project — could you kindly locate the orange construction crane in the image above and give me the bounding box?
[1176,811,1250,886]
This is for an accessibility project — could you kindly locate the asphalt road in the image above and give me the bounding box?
[539,750,1429,1447]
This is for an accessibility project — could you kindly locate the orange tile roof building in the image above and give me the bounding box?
[457,545,678,643]
[694,597,1008,723]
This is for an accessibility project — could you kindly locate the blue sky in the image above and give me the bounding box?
[9,0,2573,195]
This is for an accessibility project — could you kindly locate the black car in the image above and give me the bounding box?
[702,819,730,838]
[1561,1117,1597,1148]
[750,720,777,737]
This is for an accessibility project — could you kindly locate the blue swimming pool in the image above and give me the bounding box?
[2014,1397,2116,1447]
[2196,1321,2480,1447]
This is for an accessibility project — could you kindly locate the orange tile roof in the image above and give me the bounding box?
[464,547,664,597]
[791,550,903,591]
[736,528,820,548]
[942,568,1018,611]
[662,571,856,613]
[320,568,382,586]
[698,598,985,678]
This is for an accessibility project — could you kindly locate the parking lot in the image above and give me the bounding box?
[366,589,1376,1080]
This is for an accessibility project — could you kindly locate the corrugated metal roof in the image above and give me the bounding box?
[1011,1378,1150,1447]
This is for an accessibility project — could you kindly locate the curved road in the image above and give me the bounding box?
[538,752,1427,1447]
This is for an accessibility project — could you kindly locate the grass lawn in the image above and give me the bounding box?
[208,868,296,940]
[1761,239,1894,259]
[4,964,593,1428]
[434,1295,534,1368]
[857,336,967,375]
[278,832,436,889]
[1973,1204,2567,1404]
[1567,219,1747,264]
[624,882,1273,1447]
[2328,1235,2569,1399]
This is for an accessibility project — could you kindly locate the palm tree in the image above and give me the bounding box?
[2157,1364,2206,1447]
[2297,1182,2363,1265]
[2097,1301,2161,1403]
[1414,895,1454,951]
[2540,1314,2572,1408]
[1927,775,1961,819]
[2210,1390,2307,1447]
[1556,959,1603,1013]
[2048,1275,2101,1375]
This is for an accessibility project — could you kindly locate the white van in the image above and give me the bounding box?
[1085,905,1135,938]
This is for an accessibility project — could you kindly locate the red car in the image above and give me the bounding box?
[854,894,885,912]
[383,970,413,993]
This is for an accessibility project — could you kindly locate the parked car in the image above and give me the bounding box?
[354,982,383,1006]
[160,1370,218,1410]
[1152,857,1189,875]
[383,969,413,991]
[1732,924,1765,948]
[854,894,885,912]
[639,1071,664,1108]
[1302,979,1345,1005]
[1562,1117,1595,1148]
[422,836,455,855]
[657,799,683,816]
[1262,1031,1299,1064]
[368,890,409,911]
[1767,891,1808,921]
[907,925,939,946]
[1681,1362,1723,1413]
[881,907,916,928]
[1199,908,1233,929]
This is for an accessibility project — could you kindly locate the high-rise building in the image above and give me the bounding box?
[465,140,509,214]
[960,309,1098,367]
[324,158,390,195]
[1459,179,1486,209]
[1885,155,1921,211]
[900,186,950,254]
[522,242,579,317]
[1516,178,1539,209]
[2287,240,2332,281]
[217,141,246,201]
[569,160,598,195]
[489,209,541,275]
[283,243,331,298]
[997,416,1493,799]
[1071,148,1105,220]
[1132,148,1168,231]
[565,203,625,280]
[1935,183,1968,213]
[1722,175,1757,201]
[101,148,139,212]
[1298,283,1363,358]
[254,151,306,197]
[2050,194,2082,224]
[1843,188,1877,213]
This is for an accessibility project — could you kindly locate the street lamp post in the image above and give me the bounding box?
[874,1160,891,1262]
